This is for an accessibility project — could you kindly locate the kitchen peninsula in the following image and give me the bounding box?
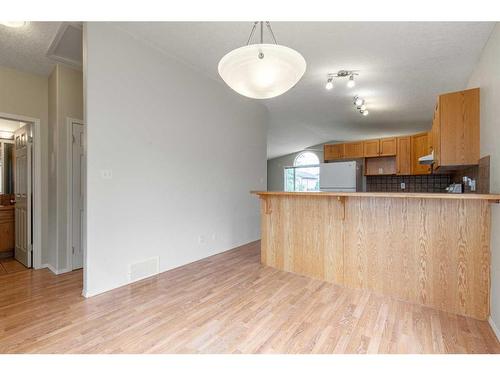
[253,191,500,320]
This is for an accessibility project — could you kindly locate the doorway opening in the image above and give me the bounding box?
[0,113,41,272]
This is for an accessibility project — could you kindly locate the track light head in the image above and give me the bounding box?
[325,76,334,90]
[347,75,356,88]
[354,96,364,106]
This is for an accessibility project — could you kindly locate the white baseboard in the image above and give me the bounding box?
[489,316,500,342]
[82,278,134,298]
[39,263,71,275]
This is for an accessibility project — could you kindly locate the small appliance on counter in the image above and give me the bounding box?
[445,176,476,194]
[319,161,363,192]
[445,183,463,194]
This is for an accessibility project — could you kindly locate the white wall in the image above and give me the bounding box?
[267,146,324,191]
[84,23,268,296]
[467,23,500,336]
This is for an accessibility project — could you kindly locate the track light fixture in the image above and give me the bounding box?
[324,70,359,90]
[325,76,334,90]
[354,96,369,116]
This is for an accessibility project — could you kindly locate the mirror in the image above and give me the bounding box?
[1,141,14,194]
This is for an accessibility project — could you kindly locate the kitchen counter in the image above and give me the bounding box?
[253,190,496,320]
[253,191,500,202]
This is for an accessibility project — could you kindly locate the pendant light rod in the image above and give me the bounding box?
[246,22,258,45]
[265,21,278,44]
[246,21,278,45]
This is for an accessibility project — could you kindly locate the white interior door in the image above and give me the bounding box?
[14,124,32,267]
[71,122,85,270]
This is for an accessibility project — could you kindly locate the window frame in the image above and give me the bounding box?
[284,151,321,192]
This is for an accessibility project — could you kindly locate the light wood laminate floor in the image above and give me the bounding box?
[0,257,28,275]
[0,241,498,354]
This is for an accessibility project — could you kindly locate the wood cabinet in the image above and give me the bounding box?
[363,139,380,157]
[379,137,397,156]
[324,144,344,161]
[431,88,480,168]
[343,141,364,159]
[411,132,432,175]
[365,157,396,175]
[396,136,411,175]
[0,207,14,253]
[363,137,396,157]
[431,99,440,166]
[323,88,479,168]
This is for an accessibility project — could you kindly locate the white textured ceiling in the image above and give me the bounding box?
[117,22,495,158]
[0,22,63,76]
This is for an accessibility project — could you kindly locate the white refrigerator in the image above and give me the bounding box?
[319,161,363,192]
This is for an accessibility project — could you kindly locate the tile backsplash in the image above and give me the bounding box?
[366,156,490,193]
[366,174,452,193]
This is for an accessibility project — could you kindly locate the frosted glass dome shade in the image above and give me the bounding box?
[218,43,306,99]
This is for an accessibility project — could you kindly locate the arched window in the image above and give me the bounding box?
[284,151,320,192]
[294,151,320,167]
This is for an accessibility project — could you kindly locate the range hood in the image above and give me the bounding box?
[418,150,434,165]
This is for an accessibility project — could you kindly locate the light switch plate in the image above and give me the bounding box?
[100,169,113,179]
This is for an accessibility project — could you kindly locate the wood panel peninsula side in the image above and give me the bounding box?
[252,191,500,320]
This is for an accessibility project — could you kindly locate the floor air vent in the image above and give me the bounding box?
[128,257,160,282]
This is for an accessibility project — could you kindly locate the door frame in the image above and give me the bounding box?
[0,111,42,269]
[66,117,85,271]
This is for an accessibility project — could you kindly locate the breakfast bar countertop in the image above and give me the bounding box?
[252,190,500,202]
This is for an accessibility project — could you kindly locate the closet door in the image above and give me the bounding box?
[14,124,32,267]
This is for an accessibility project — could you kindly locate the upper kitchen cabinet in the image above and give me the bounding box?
[432,88,480,168]
[379,137,397,156]
[363,139,380,157]
[396,136,411,175]
[324,143,344,161]
[411,132,432,175]
[343,141,364,159]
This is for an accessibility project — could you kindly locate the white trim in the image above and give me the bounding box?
[0,111,42,270]
[66,117,85,272]
[489,316,500,342]
[40,263,70,275]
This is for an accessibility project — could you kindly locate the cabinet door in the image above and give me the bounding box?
[396,136,411,175]
[439,88,479,166]
[343,141,364,159]
[431,99,440,168]
[365,157,397,176]
[411,132,432,175]
[363,139,380,157]
[324,144,344,161]
[379,137,397,156]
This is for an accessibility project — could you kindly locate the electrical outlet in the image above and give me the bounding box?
[378,168,383,174]
[401,182,406,190]
[211,233,217,241]
[198,235,206,244]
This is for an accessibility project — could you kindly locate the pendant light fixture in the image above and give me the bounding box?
[0,21,29,28]
[218,21,306,99]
